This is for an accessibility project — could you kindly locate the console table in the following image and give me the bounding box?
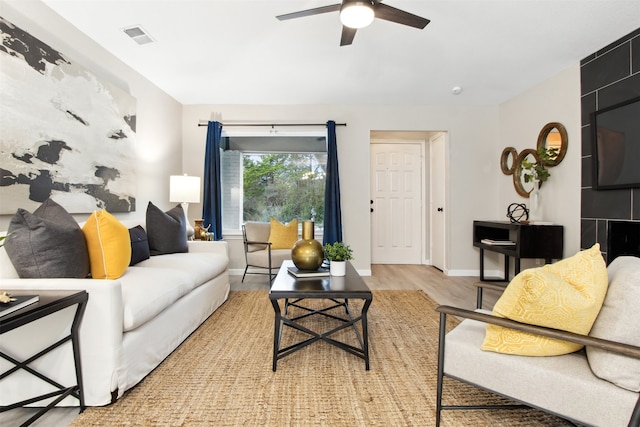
[473,220,563,282]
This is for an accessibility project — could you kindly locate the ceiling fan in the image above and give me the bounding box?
[276,0,430,46]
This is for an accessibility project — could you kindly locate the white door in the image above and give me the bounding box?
[430,133,446,271]
[370,143,422,264]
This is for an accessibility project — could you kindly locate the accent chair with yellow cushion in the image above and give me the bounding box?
[434,247,640,427]
[241,218,299,283]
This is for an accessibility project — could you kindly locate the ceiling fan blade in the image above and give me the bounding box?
[340,26,357,46]
[276,4,341,21]
[374,3,430,29]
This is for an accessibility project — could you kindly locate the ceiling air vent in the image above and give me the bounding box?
[122,25,155,45]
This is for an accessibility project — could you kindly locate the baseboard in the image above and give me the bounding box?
[446,269,504,279]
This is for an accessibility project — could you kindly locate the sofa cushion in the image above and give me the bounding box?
[146,202,188,255]
[83,210,131,279]
[135,252,228,287]
[587,256,640,392]
[482,244,608,356]
[129,225,150,266]
[121,252,228,331]
[4,198,90,278]
[246,248,290,269]
[119,267,194,332]
[269,217,298,249]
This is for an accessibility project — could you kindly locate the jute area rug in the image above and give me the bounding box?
[71,290,566,426]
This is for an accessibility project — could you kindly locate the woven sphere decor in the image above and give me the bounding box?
[507,203,529,223]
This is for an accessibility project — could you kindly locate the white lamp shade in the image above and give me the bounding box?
[340,1,375,29]
[170,175,201,203]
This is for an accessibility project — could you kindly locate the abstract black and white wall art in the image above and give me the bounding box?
[0,16,137,214]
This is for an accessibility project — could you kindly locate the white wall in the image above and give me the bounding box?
[0,0,183,230]
[497,64,582,272]
[182,104,500,274]
[1,1,583,279]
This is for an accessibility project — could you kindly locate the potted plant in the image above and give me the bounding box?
[521,146,559,221]
[323,242,353,276]
[521,146,559,185]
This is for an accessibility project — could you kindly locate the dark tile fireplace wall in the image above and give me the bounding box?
[580,28,640,263]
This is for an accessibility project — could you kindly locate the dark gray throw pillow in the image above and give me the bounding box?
[145,202,188,255]
[129,225,150,265]
[5,198,90,278]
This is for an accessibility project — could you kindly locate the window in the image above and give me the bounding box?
[220,134,327,232]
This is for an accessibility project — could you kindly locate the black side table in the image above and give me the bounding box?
[0,290,88,427]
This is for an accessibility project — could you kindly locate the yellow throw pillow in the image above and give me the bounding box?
[482,243,608,356]
[268,217,298,249]
[83,210,131,279]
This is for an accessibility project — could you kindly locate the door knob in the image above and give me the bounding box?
[437,207,443,212]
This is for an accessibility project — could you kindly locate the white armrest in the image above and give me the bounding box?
[187,240,228,257]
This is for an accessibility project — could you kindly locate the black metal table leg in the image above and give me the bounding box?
[270,296,372,370]
[271,299,282,371]
[361,298,372,370]
[70,296,88,411]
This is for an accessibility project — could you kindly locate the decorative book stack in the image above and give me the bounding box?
[0,294,39,318]
[287,266,330,278]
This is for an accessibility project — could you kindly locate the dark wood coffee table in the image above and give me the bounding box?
[269,260,373,371]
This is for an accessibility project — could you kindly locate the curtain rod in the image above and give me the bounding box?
[197,122,346,127]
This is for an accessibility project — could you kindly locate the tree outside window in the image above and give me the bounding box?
[243,153,326,225]
[220,141,327,232]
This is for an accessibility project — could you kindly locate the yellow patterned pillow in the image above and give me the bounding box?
[83,210,131,280]
[482,244,608,356]
[268,217,298,249]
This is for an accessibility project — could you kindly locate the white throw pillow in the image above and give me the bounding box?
[586,256,640,391]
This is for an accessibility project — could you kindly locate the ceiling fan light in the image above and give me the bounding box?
[340,1,375,29]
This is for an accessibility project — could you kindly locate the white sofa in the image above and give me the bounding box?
[0,220,230,407]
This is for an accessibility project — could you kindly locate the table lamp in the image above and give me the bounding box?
[169,174,201,239]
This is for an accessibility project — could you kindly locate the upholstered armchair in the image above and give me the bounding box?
[241,221,293,283]
[435,254,640,427]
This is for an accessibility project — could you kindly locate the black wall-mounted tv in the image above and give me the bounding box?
[591,96,640,190]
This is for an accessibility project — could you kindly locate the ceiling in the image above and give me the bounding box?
[40,0,640,106]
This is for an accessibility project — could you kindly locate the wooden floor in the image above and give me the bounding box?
[237,264,502,311]
[2,265,498,427]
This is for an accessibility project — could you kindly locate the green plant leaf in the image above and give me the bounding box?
[323,242,354,261]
